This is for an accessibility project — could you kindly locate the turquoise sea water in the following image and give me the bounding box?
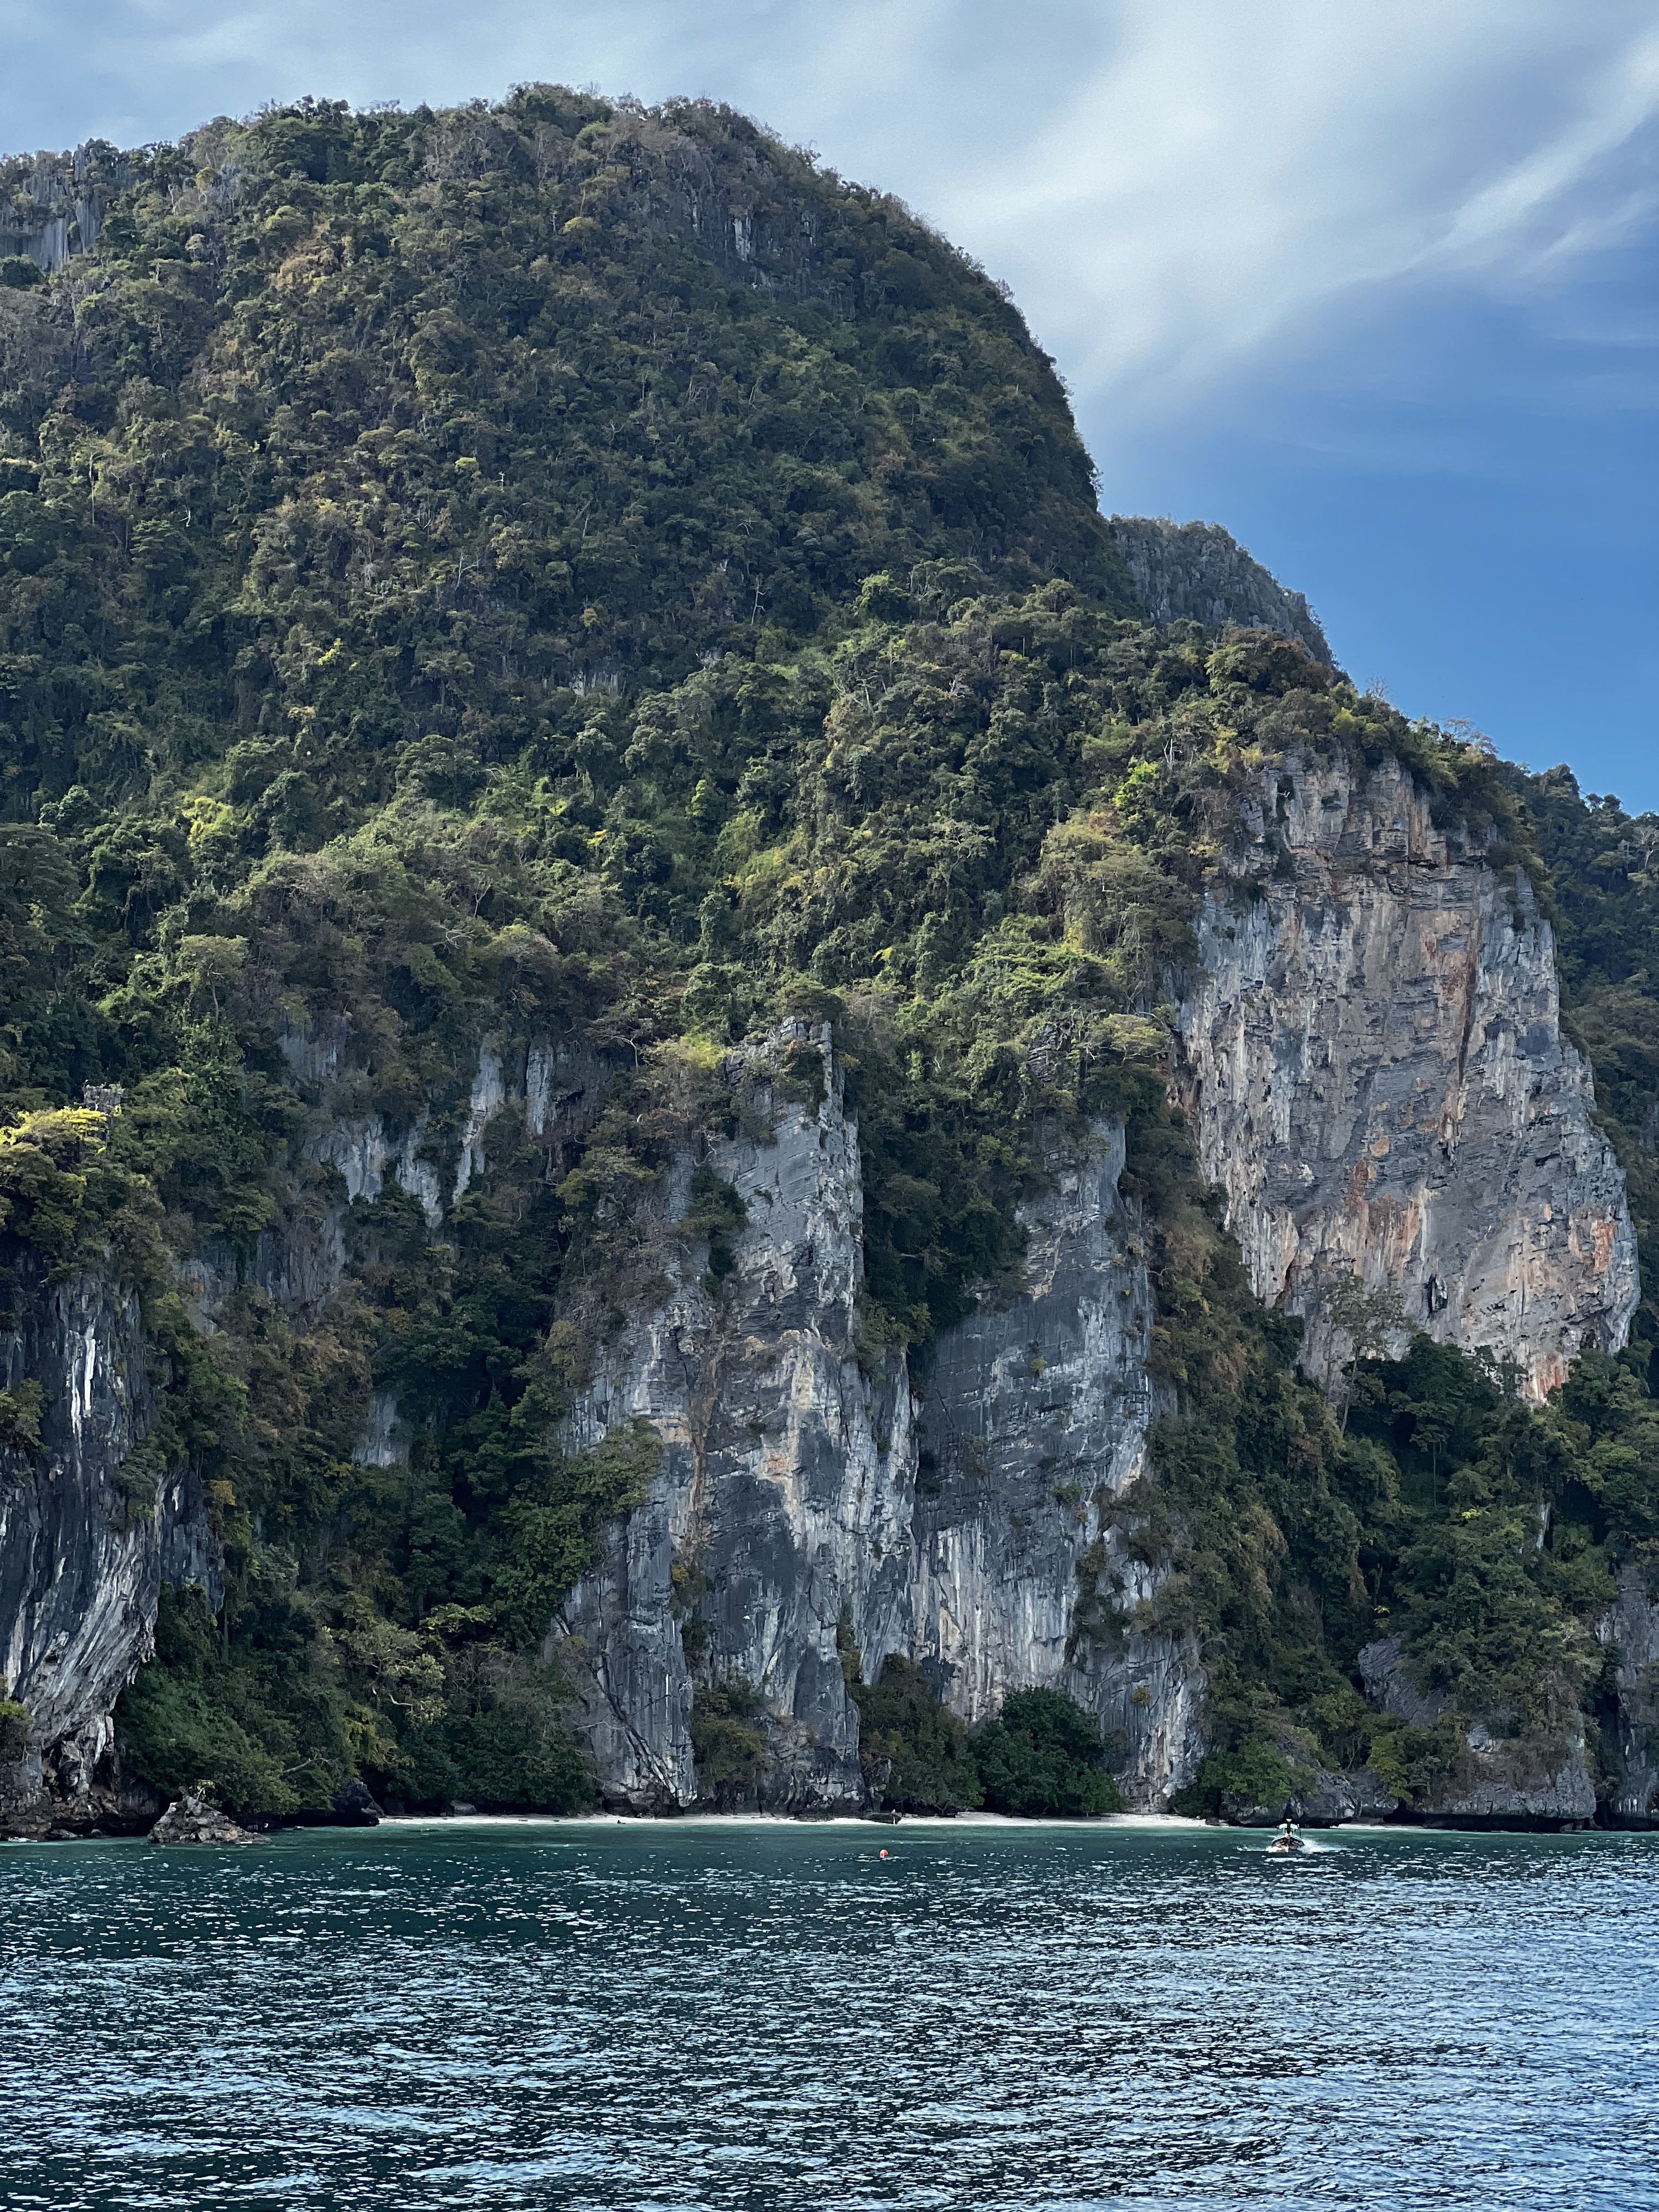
[2,1818,1655,2210]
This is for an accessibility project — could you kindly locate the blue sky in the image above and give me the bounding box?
[4,0,1655,802]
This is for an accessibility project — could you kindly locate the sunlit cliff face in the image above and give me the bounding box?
[1176,751,1638,1402]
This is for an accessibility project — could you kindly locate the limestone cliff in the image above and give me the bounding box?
[0,144,129,273]
[549,1022,916,1812]
[4,748,1647,1833]
[0,1020,617,1834]
[549,752,1643,1822]
[910,1125,1203,1808]
[1357,1635,1598,1828]
[547,1032,1202,1814]
[7,85,1647,1845]
[1175,749,1638,1399]
[1597,1568,1659,1829]
[1109,517,1334,666]
[0,1246,219,1837]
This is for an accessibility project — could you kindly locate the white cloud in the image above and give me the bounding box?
[925,2,1659,415]
[1429,24,1659,269]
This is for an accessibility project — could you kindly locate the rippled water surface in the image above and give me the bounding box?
[3,1818,1656,2210]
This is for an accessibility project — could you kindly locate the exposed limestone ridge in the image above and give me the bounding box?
[1176,749,1639,1400]
[0,142,132,273]
[1109,515,1334,666]
[286,1025,617,1261]
[551,1045,1204,1815]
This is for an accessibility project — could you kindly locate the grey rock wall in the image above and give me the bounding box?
[910,1124,1205,1807]
[1597,1567,1659,1828]
[1358,1635,1598,1827]
[550,1022,915,1811]
[0,1245,220,1836]
[549,895,1639,1822]
[1176,750,1639,1399]
[1109,517,1334,665]
[551,1045,1202,1813]
[0,145,131,273]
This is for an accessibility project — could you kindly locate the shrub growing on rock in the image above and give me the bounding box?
[0,1686,30,1762]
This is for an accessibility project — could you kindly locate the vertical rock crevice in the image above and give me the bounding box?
[910,1122,1203,1807]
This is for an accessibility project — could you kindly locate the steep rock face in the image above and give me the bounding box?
[2,1023,613,1830]
[1597,1567,1659,1828]
[0,1246,220,1836]
[550,1022,914,1811]
[0,145,130,273]
[1109,517,1333,665]
[910,1124,1205,1807]
[1176,750,1638,1399]
[1359,1636,1597,1827]
[186,1026,614,1466]
[276,1024,614,1303]
[552,1056,1202,1814]
[148,1792,260,1845]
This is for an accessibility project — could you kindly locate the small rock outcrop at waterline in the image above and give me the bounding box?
[328,1777,384,1826]
[148,1794,260,1845]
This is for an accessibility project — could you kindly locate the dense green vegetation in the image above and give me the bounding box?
[849,1654,984,1814]
[847,1656,1121,1818]
[0,90,1123,835]
[973,1688,1125,1817]
[1159,1302,1659,1819]
[1519,769,1659,1306]
[1,91,1656,1822]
